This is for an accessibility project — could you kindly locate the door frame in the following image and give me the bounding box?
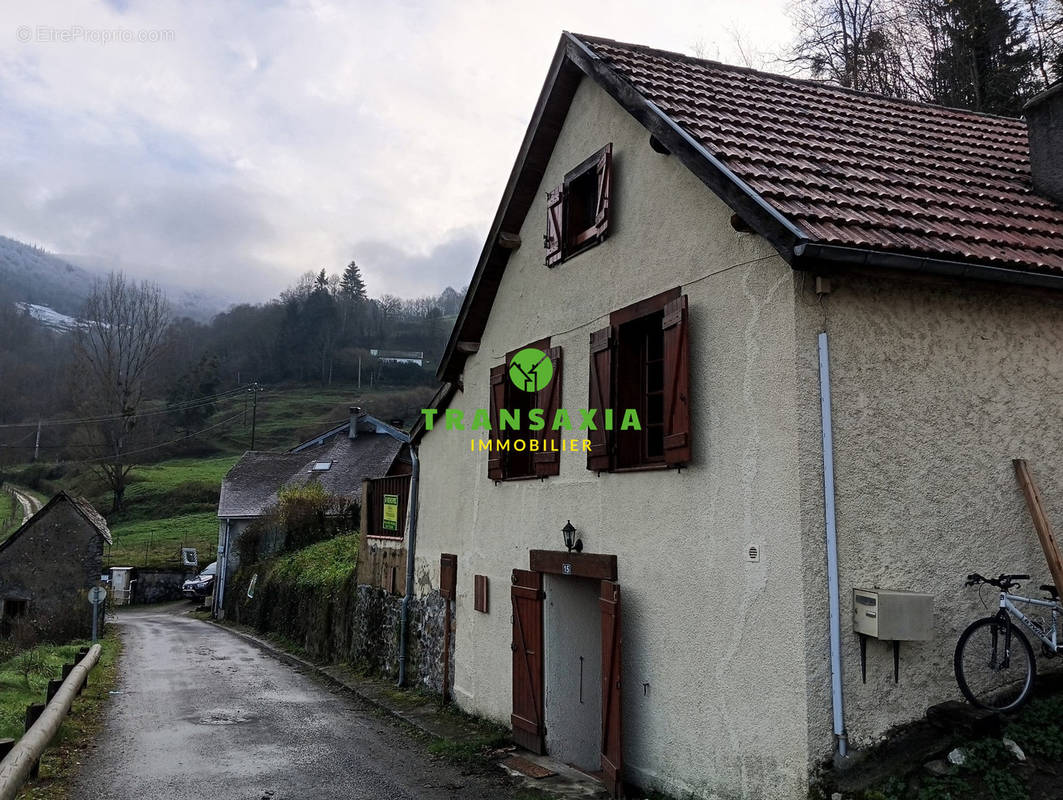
[513,549,622,795]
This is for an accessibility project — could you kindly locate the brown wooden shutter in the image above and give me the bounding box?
[594,143,613,238]
[600,580,623,797]
[488,364,507,480]
[511,569,545,753]
[587,327,614,472]
[544,185,564,267]
[533,345,563,477]
[662,294,691,466]
[474,574,489,613]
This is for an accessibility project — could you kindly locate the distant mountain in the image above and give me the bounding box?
[0,236,231,321]
[0,236,97,316]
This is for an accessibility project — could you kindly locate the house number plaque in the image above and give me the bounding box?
[562,563,572,575]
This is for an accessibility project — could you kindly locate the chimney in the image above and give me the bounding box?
[1025,81,1063,204]
[349,406,362,439]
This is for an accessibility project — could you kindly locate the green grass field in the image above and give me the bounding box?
[3,383,433,570]
[206,383,433,453]
[0,640,93,740]
[106,511,221,570]
[0,489,18,541]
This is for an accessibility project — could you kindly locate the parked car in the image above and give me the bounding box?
[182,561,217,598]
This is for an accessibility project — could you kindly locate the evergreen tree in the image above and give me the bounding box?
[932,0,1038,115]
[339,261,367,301]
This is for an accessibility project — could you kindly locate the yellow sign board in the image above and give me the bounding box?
[383,494,399,532]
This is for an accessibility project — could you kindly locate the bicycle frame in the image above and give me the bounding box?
[1001,591,1061,652]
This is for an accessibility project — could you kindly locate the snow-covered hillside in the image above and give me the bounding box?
[0,236,97,315]
[15,302,82,333]
[0,235,231,321]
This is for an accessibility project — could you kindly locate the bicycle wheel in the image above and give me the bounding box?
[955,616,1036,712]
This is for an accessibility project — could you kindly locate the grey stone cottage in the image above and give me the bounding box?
[214,407,410,611]
[0,491,110,641]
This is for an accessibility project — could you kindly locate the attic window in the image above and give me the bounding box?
[311,461,333,472]
[544,143,613,266]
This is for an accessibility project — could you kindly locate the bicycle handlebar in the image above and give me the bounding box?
[965,572,1031,589]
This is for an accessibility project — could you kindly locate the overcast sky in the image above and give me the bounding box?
[0,0,795,304]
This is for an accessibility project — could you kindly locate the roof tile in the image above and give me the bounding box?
[577,35,1063,274]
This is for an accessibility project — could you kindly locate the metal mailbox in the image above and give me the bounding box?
[853,588,934,641]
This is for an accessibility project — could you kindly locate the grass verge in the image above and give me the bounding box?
[0,631,121,800]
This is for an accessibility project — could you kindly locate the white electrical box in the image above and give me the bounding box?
[852,589,934,641]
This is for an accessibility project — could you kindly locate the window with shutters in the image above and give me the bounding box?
[544,144,612,267]
[488,338,563,481]
[587,288,691,472]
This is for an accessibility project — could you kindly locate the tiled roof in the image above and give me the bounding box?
[576,35,1063,274]
[218,434,404,518]
[69,495,111,543]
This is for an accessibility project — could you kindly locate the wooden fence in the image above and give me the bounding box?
[364,475,411,539]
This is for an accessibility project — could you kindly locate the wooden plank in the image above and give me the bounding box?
[529,550,617,581]
[1013,459,1063,594]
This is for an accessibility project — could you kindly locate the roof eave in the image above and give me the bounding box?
[793,243,1063,291]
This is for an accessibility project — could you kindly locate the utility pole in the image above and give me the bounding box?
[358,355,362,389]
[33,420,40,462]
[249,382,260,450]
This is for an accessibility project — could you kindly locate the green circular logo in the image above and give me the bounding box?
[508,347,553,393]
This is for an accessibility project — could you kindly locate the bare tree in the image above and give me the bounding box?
[1023,0,1063,85]
[787,0,912,95]
[74,273,170,511]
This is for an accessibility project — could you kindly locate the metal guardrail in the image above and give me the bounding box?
[0,643,102,800]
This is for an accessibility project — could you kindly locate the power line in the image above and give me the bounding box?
[0,385,251,429]
[57,411,247,466]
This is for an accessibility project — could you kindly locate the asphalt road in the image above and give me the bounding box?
[72,606,513,799]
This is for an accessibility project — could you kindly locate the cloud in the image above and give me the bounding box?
[349,228,482,298]
[0,0,796,302]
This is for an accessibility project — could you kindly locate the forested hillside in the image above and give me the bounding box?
[0,259,465,503]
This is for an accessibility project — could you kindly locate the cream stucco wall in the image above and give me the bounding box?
[414,76,813,800]
[795,272,1063,761]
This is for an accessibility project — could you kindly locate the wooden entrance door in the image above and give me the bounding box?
[511,568,545,753]
[600,580,623,797]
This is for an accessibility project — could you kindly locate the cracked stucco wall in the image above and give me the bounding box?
[795,271,1063,763]
[414,77,810,800]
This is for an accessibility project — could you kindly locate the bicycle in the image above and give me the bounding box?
[954,572,1063,712]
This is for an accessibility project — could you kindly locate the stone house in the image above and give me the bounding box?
[400,33,1063,800]
[0,492,110,642]
[215,407,410,611]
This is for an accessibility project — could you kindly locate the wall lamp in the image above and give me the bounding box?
[562,520,583,553]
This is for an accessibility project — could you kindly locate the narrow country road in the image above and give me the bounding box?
[9,486,41,524]
[73,606,514,799]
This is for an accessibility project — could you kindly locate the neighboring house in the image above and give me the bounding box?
[0,492,110,641]
[402,33,1063,800]
[369,349,425,366]
[214,407,410,611]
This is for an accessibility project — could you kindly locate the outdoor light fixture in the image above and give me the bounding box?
[562,520,582,553]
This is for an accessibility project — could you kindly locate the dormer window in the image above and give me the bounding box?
[544,143,613,266]
[311,461,333,472]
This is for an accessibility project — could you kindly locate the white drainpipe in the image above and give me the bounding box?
[818,332,848,757]
[214,518,231,619]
